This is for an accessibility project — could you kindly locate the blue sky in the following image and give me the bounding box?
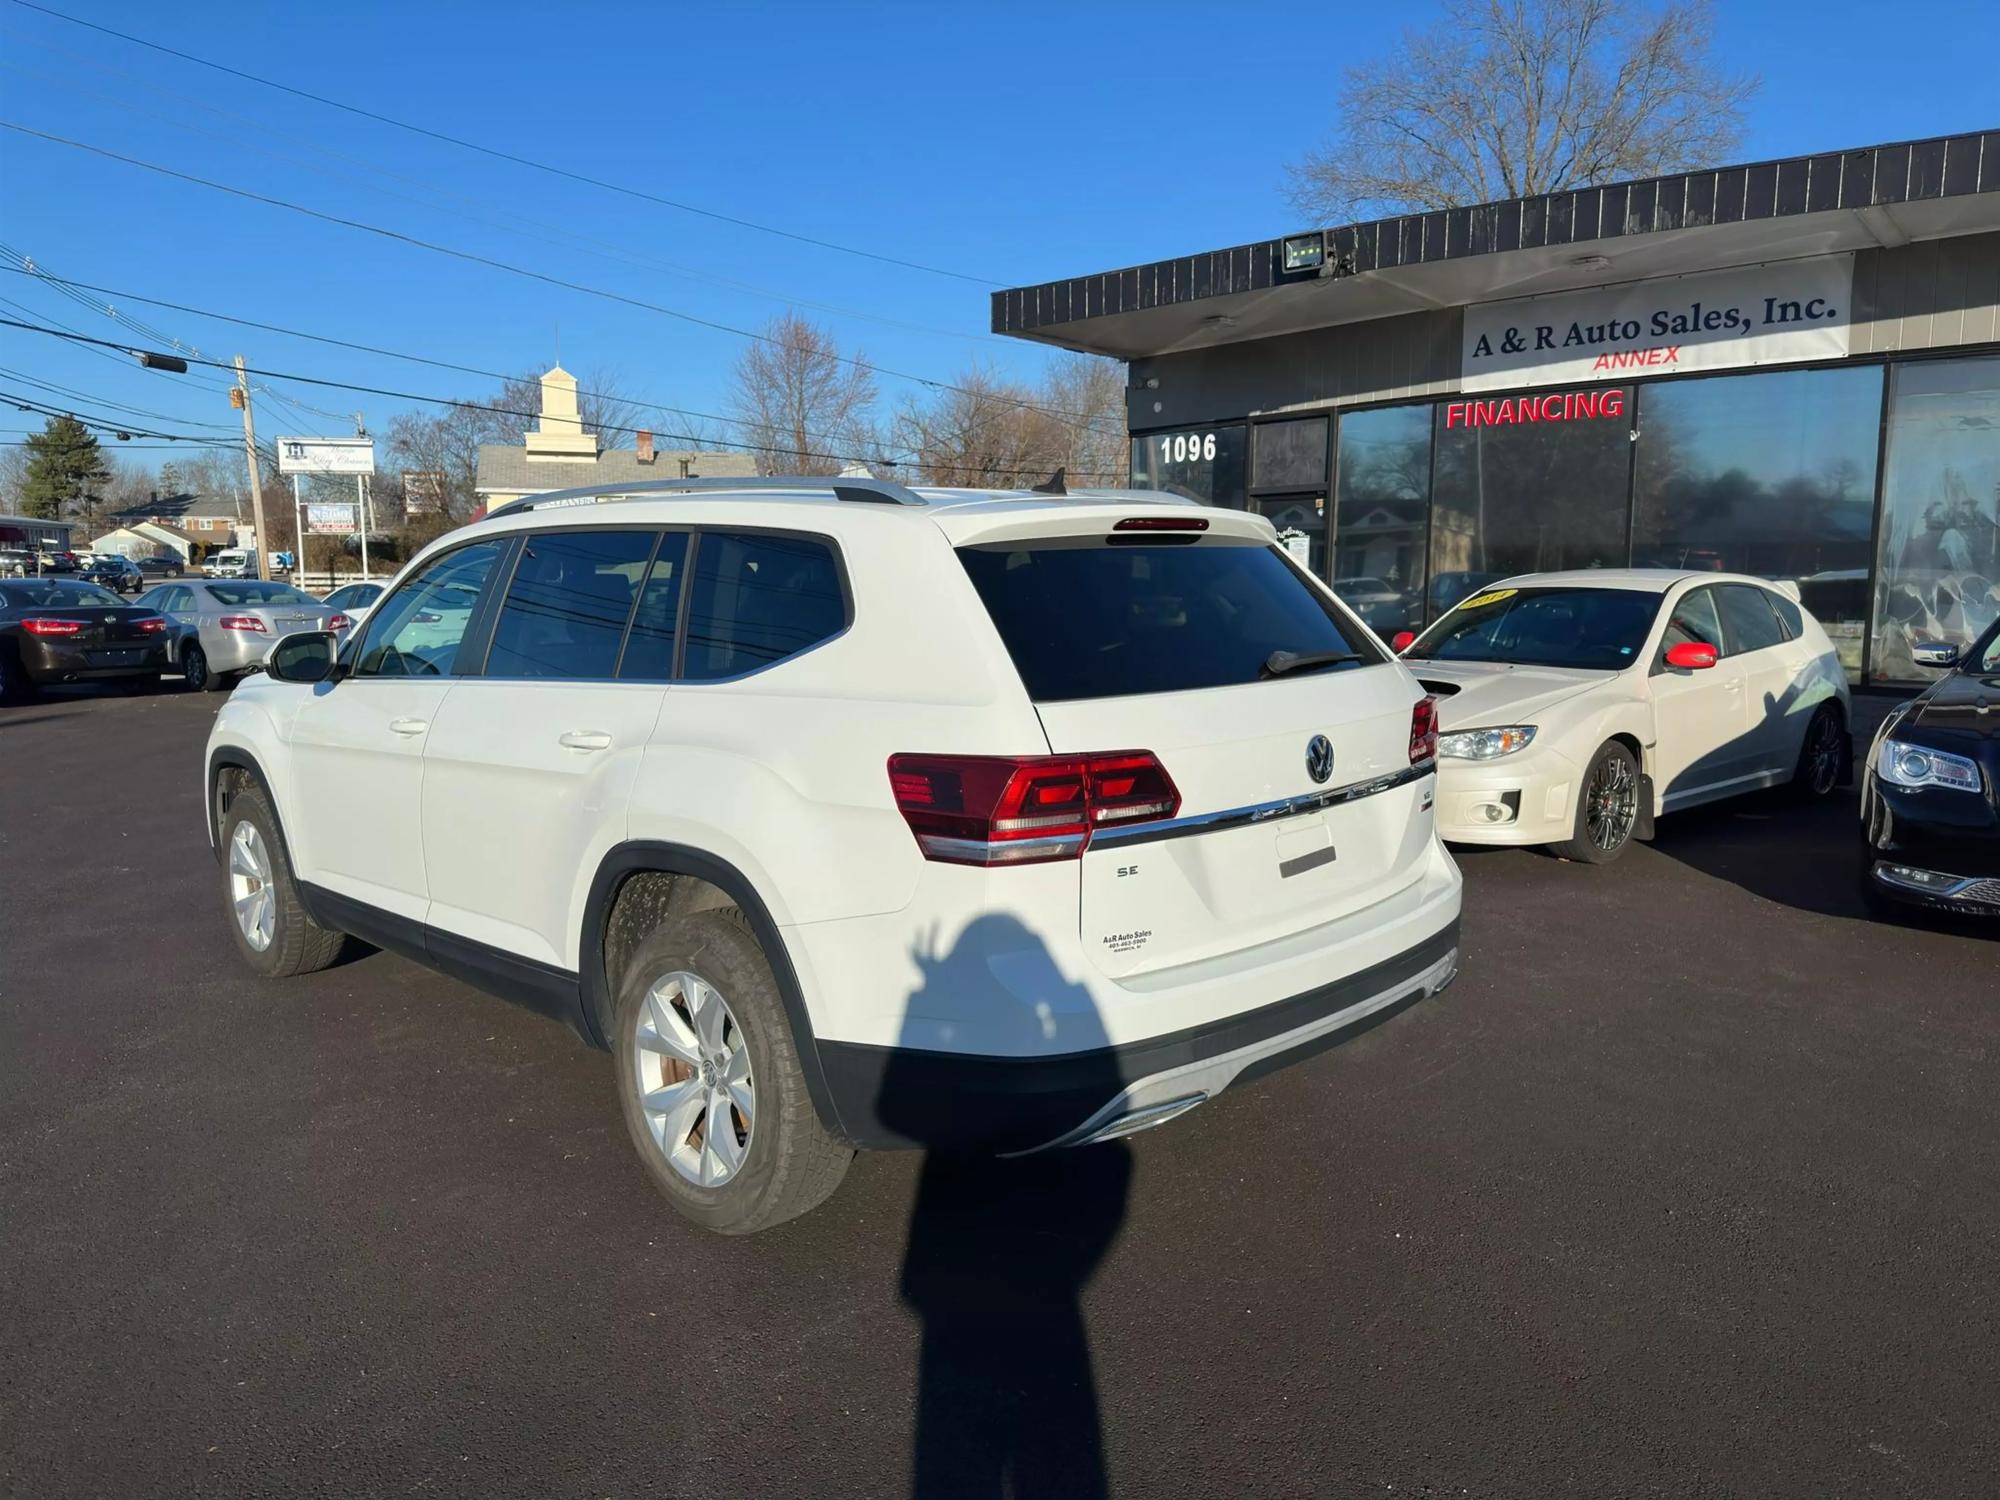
[2,0,1997,467]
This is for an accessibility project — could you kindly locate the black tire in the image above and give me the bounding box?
[217,777,345,978]
[184,643,225,693]
[1547,741,1643,864]
[1789,703,1846,801]
[612,908,852,1235]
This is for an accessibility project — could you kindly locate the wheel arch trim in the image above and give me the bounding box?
[580,841,850,1143]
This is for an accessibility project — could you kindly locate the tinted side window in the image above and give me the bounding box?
[356,540,507,678]
[682,532,845,681]
[1717,584,1786,655]
[618,533,690,681]
[1767,590,1805,639]
[1660,587,1725,659]
[486,529,656,680]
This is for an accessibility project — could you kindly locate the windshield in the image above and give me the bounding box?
[206,582,315,606]
[2,581,125,609]
[1406,586,1661,670]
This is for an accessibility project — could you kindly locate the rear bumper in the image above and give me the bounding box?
[817,918,1461,1153]
[20,638,171,681]
[206,631,275,673]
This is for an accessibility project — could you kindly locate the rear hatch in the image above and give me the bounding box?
[948,507,1429,979]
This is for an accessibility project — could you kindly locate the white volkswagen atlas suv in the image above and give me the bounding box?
[204,477,1463,1233]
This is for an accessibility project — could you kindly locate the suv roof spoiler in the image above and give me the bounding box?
[488,475,928,516]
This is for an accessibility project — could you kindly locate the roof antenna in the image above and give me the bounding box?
[1029,466,1068,495]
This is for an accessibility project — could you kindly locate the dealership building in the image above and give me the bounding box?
[994,130,2000,685]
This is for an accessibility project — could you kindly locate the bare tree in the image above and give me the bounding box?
[893,366,1072,489]
[728,312,878,475]
[1284,0,1756,220]
[1040,353,1129,486]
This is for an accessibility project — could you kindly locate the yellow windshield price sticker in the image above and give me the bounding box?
[1457,588,1518,611]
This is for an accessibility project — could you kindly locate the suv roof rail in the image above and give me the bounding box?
[488,475,927,516]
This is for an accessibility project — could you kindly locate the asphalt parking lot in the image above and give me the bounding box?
[2,686,1995,1497]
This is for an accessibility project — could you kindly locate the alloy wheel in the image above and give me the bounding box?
[184,649,207,691]
[228,821,276,951]
[632,970,755,1188]
[1586,754,1638,851]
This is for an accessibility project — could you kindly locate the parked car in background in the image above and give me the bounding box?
[203,476,1463,1234]
[319,580,388,627]
[204,548,254,579]
[1859,622,2000,920]
[136,555,187,579]
[0,578,174,700]
[1396,570,1850,863]
[78,555,145,595]
[35,549,79,574]
[136,579,350,692]
[0,547,34,578]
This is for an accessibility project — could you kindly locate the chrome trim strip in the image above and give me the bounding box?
[919,831,1087,863]
[1091,761,1435,850]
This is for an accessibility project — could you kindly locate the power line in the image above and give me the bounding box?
[0,319,1128,483]
[0,264,918,459]
[0,383,236,444]
[0,363,238,430]
[0,44,1007,350]
[0,122,1122,438]
[3,0,1003,288]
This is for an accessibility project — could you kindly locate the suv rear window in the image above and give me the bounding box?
[958,538,1376,702]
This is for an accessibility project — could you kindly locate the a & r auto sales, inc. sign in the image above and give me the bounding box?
[1460,253,1854,392]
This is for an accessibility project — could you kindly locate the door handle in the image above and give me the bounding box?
[389,717,429,737]
[558,730,613,752]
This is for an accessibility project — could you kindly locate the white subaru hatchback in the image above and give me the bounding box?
[205,478,1463,1233]
[1397,569,1851,861]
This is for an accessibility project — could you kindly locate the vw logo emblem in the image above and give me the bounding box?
[1306,734,1334,784]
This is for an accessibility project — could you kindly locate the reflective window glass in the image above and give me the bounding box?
[1662,586,1725,652]
[1429,389,1631,615]
[1333,404,1431,636]
[356,540,506,678]
[487,530,656,680]
[1252,418,1328,490]
[1716,583,1786,655]
[618,534,690,681]
[682,532,845,681]
[1130,425,1248,508]
[1633,366,1880,679]
[1871,357,2000,682]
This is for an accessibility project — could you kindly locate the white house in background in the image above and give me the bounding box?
[92,521,196,561]
[473,365,756,514]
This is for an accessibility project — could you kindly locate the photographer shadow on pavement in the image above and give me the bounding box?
[874,913,1132,1500]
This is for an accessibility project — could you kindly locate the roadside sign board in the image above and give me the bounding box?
[278,437,375,475]
[306,503,357,535]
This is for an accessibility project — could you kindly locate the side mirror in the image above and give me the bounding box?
[1912,640,1959,670]
[1390,630,1417,653]
[1664,641,1718,670]
[267,630,339,685]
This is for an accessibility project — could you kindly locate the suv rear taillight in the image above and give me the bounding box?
[1410,696,1438,765]
[219,615,268,633]
[887,752,1181,866]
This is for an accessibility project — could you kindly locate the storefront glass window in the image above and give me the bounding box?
[1130,424,1247,508]
[1633,366,1881,680]
[1428,388,1631,617]
[1253,418,1328,490]
[1872,357,2000,682]
[1333,405,1430,637]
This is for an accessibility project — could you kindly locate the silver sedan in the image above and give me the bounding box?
[135,580,346,692]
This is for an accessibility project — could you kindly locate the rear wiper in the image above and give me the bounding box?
[1261,647,1363,678]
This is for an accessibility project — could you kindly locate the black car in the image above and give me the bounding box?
[1860,623,2000,919]
[78,555,145,594]
[136,555,186,579]
[0,579,176,701]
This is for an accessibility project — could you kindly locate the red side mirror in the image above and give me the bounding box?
[1665,641,1718,670]
[1390,630,1417,653]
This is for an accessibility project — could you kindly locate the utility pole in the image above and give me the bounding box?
[230,356,271,580]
